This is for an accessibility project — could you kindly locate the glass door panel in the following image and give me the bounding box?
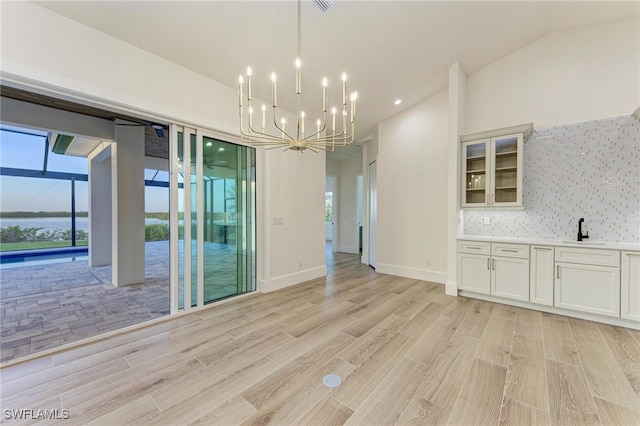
[170,127,256,312]
[202,136,255,303]
[493,136,518,203]
[463,140,488,206]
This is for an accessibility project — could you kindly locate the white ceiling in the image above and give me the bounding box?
[32,1,639,161]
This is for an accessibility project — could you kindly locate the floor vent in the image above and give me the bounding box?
[322,373,342,388]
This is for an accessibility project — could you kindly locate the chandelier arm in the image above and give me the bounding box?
[271,107,296,142]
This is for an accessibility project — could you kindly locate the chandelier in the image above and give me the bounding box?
[238,0,357,152]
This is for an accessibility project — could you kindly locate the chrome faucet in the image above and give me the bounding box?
[577,218,589,241]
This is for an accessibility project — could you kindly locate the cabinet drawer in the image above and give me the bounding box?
[458,241,490,255]
[555,247,620,267]
[492,243,529,259]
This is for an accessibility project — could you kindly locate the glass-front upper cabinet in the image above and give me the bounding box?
[461,132,524,208]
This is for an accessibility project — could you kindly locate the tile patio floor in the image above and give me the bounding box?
[0,241,171,363]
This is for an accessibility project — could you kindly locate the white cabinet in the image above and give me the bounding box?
[530,246,554,306]
[457,241,529,301]
[621,251,640,321]
[457,241,491,294]
[555,247,621,318]
[461,125,530,208]
[491,243,529,301]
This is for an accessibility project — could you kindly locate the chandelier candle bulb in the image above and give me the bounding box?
[261,105,266,130]
[239,75,244,108]
[246,67,252,100]
[301,111,305,135]
[271,73,277,107]
[322,77,328,112]
[295,58,302,94]
[332,107,336,133]
[341,73,347,106]
[317,119,321,139]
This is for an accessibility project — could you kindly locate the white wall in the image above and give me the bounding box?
[376,89,449,283]
[466,18,639,133]
[337,157,362,254]
[0,1,326,292]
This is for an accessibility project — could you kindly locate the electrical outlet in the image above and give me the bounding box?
[298,259,303,267]
[483,217,491,225]
[426,257,432,265]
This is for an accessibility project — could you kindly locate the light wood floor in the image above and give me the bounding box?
[1,251,639,425]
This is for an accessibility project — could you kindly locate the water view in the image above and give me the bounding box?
[0,216,169,233]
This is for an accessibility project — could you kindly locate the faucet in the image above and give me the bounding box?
[577,218,589,241]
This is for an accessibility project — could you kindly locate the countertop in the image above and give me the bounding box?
[458,235,640,252]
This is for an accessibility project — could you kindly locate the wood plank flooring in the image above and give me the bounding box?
[1,251,639,425]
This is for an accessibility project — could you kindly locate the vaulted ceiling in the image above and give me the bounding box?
[30,1,640,160]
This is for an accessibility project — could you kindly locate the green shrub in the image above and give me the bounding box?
[145,223,170,241]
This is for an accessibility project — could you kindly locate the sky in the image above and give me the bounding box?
[0,128,169,212]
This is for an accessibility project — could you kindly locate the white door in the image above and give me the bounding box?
[368,160,377,268]
[325,176,335,242]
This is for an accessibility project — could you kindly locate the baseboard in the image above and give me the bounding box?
[445,281,458,296]
[338,245,359,254]
[375,263,446,284]
[260,265,327,293]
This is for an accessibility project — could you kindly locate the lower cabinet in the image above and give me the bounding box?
[622,251,640,321]
[491,256,529,301]
[458,251,491,294]
[457,241,529,301]
[458,240,639,325]
[530,246,554,306]
[554,247,621,318]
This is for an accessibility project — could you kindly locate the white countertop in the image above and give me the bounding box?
[458,235,640,252]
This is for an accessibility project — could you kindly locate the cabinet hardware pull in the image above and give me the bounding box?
[501,249,518,252]
[487,258,490,270]
[557,265,560,279]
[468,246,481,250]
[492,258,496,270]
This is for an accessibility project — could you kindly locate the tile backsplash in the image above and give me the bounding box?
[464,114,640,243]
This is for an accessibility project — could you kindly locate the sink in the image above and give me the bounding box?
[562,240,607,246]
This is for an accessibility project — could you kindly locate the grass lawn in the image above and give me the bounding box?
[0,241,88,252]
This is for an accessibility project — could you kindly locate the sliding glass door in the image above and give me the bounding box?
[171,127,256,312]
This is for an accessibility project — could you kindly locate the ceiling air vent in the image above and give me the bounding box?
[313,0,336,13]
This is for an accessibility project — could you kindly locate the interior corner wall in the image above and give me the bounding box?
[337,157,363,254]
[376,89,449,283]
[466,18,640,133]
[1,1,326,292]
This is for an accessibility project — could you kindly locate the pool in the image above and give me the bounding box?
[0,247,89,268]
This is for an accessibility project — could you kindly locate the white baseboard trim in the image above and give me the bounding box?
[376,263,446,284]
[338,245,359,254]
[260,265,327,293]
[445,281,458,296]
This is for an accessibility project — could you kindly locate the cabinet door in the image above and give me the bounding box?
[621,252,640,321]
[461,139,489,207]
[530,246,554,306]
[490,133,523,207]
[555,262,620,317]
[491,256,530,301]
[457,253,490,294]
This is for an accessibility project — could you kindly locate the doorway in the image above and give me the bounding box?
[368,160,377,269]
